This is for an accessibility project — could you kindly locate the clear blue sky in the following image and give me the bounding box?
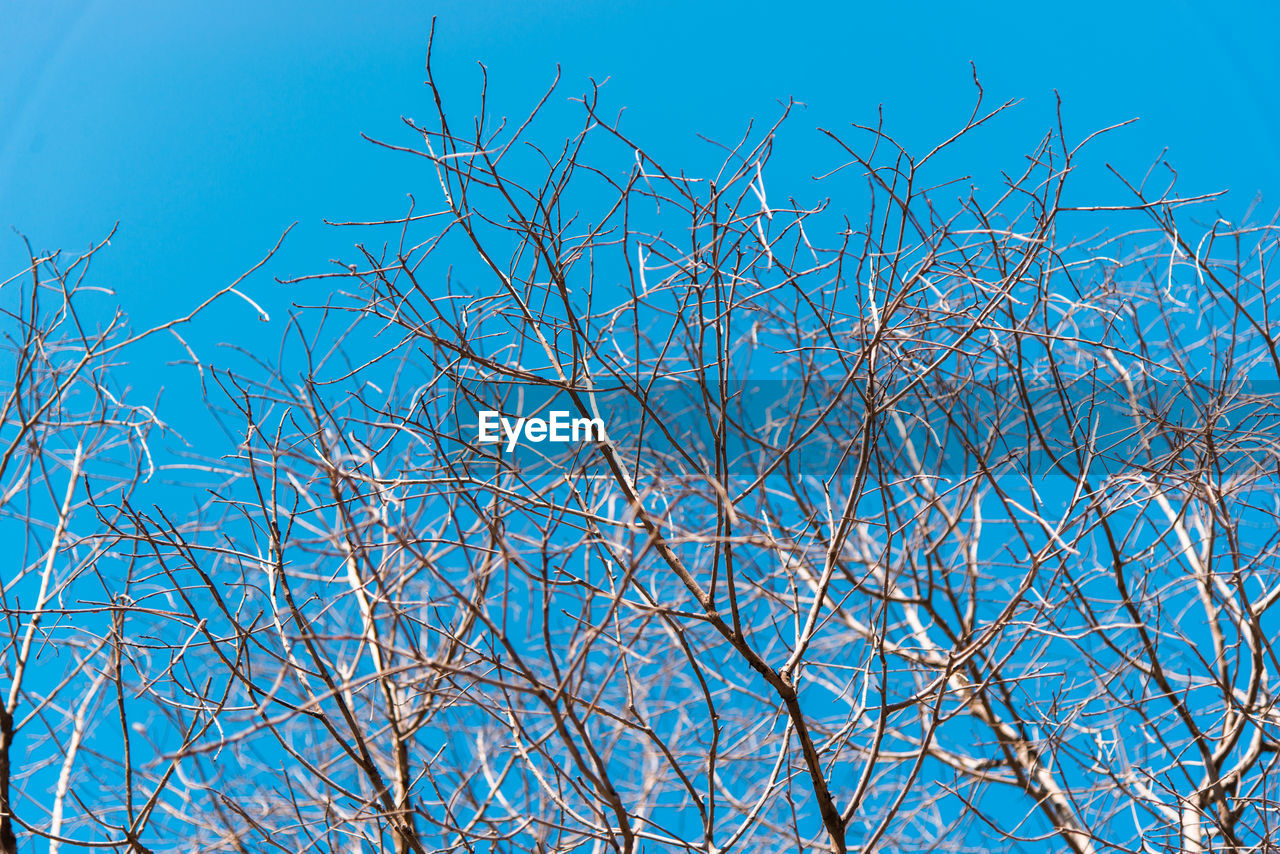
[2,0,1278,417]
[2,4,1278,843]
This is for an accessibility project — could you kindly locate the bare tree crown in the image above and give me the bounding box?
[3,51,1279,854]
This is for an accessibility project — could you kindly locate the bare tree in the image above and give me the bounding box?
[0,228,287,853]
[5,42,1280,854]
